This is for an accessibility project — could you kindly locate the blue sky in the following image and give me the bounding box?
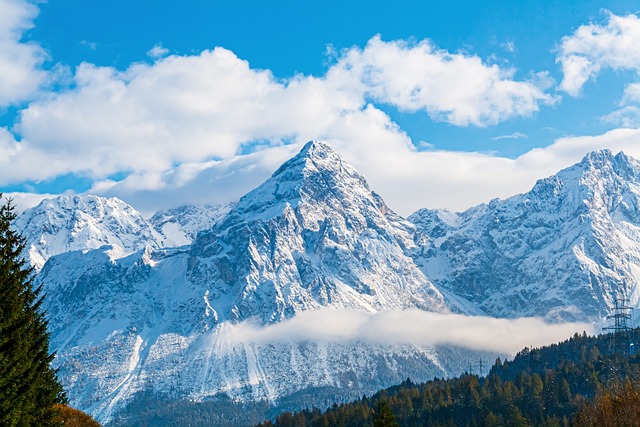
[3,0,640,215]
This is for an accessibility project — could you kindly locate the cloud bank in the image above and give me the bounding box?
[216,309,594,355]
[3,4,640,217]
[8,36,551,185]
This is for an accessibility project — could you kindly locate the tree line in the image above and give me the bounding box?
[257,331,640,426]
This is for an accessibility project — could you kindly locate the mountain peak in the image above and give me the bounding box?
[299,140,335,157]
[580,149,614,168]
[229,141,369,221]
[577,149,638,177]
[270,140,350,179]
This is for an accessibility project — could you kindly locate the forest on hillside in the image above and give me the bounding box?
[257,331,640,427]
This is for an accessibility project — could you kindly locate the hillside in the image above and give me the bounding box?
[259,330,640,426]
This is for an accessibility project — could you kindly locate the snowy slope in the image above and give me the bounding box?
[148,203,232,247]
[187,140,446,324]
[14,195,232,271]
[411,150,640,320]
[38,141,451,423]
[14,195,159,270]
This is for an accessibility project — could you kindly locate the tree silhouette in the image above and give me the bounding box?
[0,195,66,425]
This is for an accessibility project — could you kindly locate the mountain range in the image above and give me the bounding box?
[13,141,640,423]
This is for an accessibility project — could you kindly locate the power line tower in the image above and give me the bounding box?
[603,296,634,355]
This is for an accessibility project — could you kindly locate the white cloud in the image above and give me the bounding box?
[502,41,516,53]
[621,82,640,105]
[80,40,97,51]
[4,27,633,217]
[84,126,640,217]
[2,191,57,214]
[602,106,640,127]
[492,132,527,141]
[332,36,554,126]
[217,309,593,355]
[557,11,640,96]
[0,35,554,206]
[10,48,364,183]
[0,0,48,107]
[147,43,169,59]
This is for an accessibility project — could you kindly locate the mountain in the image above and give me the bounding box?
[14,195,232,270]
[148,203,233,248]
[14,195,159,270]
[33,144,640,424]
[411,149,640,321]
[38,141,456,424]
[187,140,446,324]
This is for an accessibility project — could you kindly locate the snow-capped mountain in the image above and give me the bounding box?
[29,143,640,424]
[37,141,451,423]
[149,203,233,247]
[14,195,232,270]
[187,140,446,324]
[411,149,640,321]
[14,195,159,270]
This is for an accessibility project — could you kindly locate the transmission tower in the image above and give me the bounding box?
[603,296,635,355]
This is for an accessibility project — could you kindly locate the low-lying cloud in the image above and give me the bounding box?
[216,309,594,355]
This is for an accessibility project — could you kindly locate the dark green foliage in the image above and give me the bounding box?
[257,331,640,427]
[372,400,399,427]
[0,195,66,426]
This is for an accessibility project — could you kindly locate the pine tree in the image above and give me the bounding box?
[372,400,399,427]
[0,195,66,426]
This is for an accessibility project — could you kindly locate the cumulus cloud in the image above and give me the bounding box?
[9,118,640,216]
[332,36,554,126]
[0,35,554,197]
[4,23,635,216]
[557,11,640,96]
[621,82,640,105]
[217,309,593,355]
[10,47,364,184]
[0,0,48,107]
[602,106,640,127]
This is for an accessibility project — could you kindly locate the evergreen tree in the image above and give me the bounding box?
[0,195,66,426]
[372,400,399,427]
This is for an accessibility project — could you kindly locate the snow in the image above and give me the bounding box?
[29,143,640,424]
[14,196,232,271]
[410,148,640,321]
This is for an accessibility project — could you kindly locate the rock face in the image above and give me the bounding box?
[36,141,450,423]
[411,149,640,320]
